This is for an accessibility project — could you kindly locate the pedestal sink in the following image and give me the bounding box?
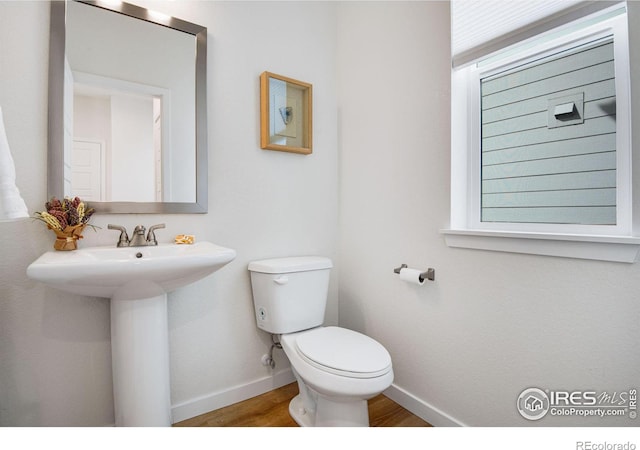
[27,241,236,426]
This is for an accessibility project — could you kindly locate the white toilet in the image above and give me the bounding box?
[248,256,393,427]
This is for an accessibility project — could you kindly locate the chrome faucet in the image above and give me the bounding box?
[108,223,165,247]
[129,225,147,247]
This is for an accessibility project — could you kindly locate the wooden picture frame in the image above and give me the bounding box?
[260,72,312,155]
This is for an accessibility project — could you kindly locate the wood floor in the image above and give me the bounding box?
[174,382,431,427]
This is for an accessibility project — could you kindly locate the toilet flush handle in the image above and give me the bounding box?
[274,276,289,285]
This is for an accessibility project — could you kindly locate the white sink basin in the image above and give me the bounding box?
[27,241,236,427]
[27,241,236,298]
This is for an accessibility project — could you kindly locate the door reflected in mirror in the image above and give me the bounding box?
[66,0,195,203]
[72,73,170,202]
[49,0,208,213]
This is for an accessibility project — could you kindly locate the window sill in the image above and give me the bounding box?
[441,229,640,263]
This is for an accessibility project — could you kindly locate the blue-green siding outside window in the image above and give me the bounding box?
[480,39,616,225]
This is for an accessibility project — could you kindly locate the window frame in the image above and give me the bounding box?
[444,8,640,262]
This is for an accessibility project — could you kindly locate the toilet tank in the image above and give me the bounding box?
[248,256,332,334]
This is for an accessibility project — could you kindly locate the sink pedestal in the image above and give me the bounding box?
[26,242,237,427]
[111,289,171,426]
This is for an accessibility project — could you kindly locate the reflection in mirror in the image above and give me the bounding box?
[48,0,208,213]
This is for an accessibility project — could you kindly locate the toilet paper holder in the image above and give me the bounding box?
[393,264,435,282]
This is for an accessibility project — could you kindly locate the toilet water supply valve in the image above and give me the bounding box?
[262,334,282,369]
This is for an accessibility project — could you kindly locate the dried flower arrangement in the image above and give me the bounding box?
[34,197,96,250]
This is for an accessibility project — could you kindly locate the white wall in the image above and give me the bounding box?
[337,1,640,427]
[110,95,155,202]
[0,0,338,426]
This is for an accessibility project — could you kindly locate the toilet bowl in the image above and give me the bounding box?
[248,256,394,427]
[280,326,393,427]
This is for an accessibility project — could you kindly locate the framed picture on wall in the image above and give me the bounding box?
[260,71,312,155]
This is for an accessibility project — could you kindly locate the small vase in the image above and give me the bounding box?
[51,224,86,251]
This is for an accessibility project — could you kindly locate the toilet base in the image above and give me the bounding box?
[289,393,370,427]
[289,395,313,427]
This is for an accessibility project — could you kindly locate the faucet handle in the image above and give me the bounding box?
[146,223,166,246]
[108,224,130,247]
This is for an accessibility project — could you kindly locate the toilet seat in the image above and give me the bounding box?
[294,326,392,379]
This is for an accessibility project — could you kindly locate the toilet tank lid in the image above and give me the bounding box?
[248,256,332,274]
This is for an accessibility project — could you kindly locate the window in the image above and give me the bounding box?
[475,30,628,233]
[444,2,640,262]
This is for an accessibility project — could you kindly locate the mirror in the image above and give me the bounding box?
[48,0,208,213]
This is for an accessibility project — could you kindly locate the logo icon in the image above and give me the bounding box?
[517,387,550,420]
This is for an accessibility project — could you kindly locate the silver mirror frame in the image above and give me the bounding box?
[48,0,208,214]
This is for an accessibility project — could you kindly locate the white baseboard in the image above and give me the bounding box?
[171,369,296,424]
[171,372,464,427]
[383,383,466,427]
